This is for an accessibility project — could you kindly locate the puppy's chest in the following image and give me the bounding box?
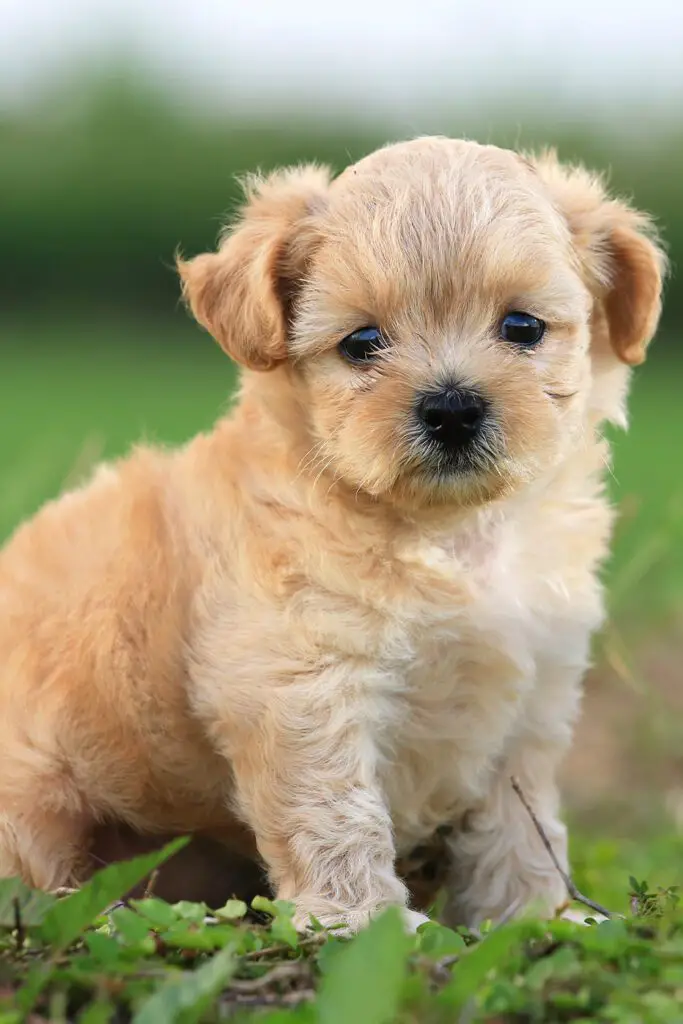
[377,529,573,846]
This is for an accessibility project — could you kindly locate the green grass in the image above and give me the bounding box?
[2,840,683,1023]
[2,319,683,1021]
[0,319,234,540]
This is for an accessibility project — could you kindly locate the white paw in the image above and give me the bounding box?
[402,908,431,933]
[293,905,430,936]
[293,907,370,936]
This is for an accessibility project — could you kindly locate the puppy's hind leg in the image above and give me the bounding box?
[0,757,90,891]
[0,802,90,891]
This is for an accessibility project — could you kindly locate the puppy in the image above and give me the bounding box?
[0,137,665,932]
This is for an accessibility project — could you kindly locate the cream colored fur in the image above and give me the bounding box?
[0,137,665,932]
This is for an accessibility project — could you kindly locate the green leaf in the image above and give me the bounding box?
[78,1003,114,1024]
[259,1010,316,1024]
[316,907,411,1024]
[160,923,235,951]
[172,901,209,923]
[417,921,467,958]
[250,895,298,946]
[271,912,299,949]
[0,876,56,928]
[439,922,527,1010]
[15,964,54,1015]
[132,943,236,1024]
[130,897,179,928]
[214,899,247,920]
[84,931,125,967]
[112,906,155,944]
[41,837,188,949]
[251,895,279,917]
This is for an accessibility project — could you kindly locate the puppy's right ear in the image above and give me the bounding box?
[531,151,667,366]
[177,165,330,371]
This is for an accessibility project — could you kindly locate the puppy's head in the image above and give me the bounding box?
[179,138,666,507]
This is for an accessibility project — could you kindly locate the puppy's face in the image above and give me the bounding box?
[180,138,665,508]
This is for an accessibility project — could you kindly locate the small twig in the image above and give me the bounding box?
[12,897,25,953]
[430,952,460,985]
[229,962,311,993]
[242,932,327,961]
[143,870,159,900]
[220,989,315,1009]
[493,895,524,932]
[510,776,619,920]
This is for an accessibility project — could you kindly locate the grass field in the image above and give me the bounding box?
[2,317,683,1021]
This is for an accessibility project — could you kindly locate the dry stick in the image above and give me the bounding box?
[509,776,619,920]
[143,869,160,900]
[12,897,25,953]
[229,962,312,993]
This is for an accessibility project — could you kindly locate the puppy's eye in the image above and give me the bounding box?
[338,327,389,364]
[500,312,546,347]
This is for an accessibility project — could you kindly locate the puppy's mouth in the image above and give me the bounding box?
[418,422,504,480]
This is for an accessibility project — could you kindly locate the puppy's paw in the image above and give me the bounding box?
[292,906,371,937]
[293,904,429,937]
[402,908,431,933]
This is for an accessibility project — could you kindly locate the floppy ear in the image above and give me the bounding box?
[177,165,330,370]
[532,151,667,365]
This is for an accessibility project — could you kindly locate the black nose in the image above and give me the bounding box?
[417,389,486,449]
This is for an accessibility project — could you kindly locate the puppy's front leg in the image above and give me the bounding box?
[443,667,581,928]
[220,679,411,933]
[442,753,567,927]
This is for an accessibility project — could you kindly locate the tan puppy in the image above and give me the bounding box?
[0,138,665,932]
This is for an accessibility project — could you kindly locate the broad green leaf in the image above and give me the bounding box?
[0,876,56,928]
[132,943,236,1024]
[84,930,125,966]
[272,899,296,918]
[41,837,188,949]
[130,897,179,928]
[417,921,467,958]
[251,895,298,946]
[172,901,209,923]
[316,907,411,1024]
[251,895,279,916]
[112,906,156,944]
[439,922,526,1009]
[271,912,299,949]
[159,923,236,951]
[315,934,348,974]
[215,899,247,920]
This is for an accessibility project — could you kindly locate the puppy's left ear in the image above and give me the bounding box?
[177,165,330,370]
[532,152,667,365]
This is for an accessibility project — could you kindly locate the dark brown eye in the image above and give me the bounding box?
[500,312,546,347]
[338,327,389,364]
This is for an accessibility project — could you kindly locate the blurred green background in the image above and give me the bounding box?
[1,3,682,853]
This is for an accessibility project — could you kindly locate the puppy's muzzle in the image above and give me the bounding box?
[417,387,486,453]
